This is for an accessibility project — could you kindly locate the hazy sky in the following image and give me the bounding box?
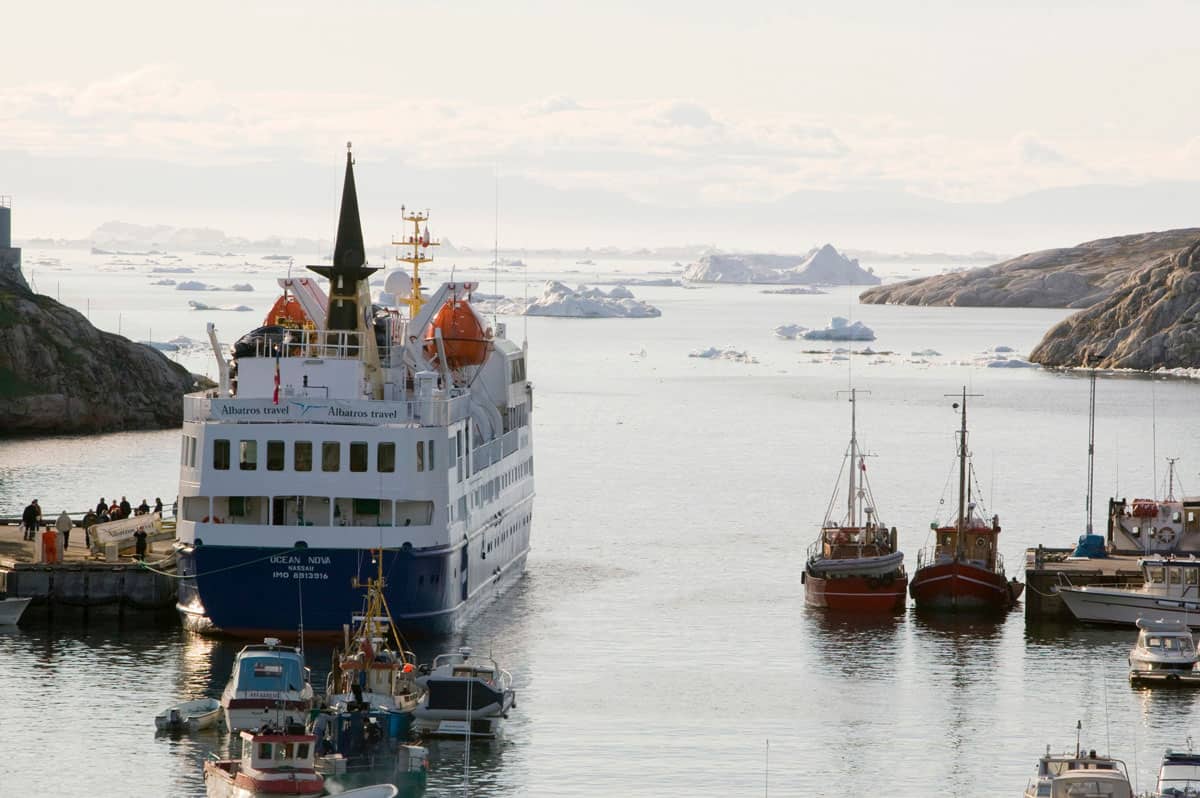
[5,1,1200,250]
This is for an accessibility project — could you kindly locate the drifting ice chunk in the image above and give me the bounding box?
[774,324,808,340]
[689,346,758,364]
[803,317,876,341]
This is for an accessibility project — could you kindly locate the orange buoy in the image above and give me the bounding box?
[424,299,491,368]
[264,294,310,328]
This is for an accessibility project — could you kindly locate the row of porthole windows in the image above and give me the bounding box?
[472,458,533,508]
[485,512,531,555]
[210,438,436,474]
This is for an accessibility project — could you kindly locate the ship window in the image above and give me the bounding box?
[353,498,380,515]
[511,357,525,383]
[258,743,272,760]
[378,443,395,473]
[182,496,209,522]
[1148,567,1166,584]
[239,440,257,470]
[428,439,435,469]
[180,436,188,465]
[189,437,197,467]
[350,442,368,472]
[296,743,309,760]
[322,442,340,472]
[416,441,425,472]
[295,441,312,472]
[229,496,246,517]
[394,500,434,526]
[1188,569,1199,586]
[267,440,285,471]
[214,439,230,470]
[1169,567,1183,585]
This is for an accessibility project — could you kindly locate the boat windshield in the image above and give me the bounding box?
[1144,636,1194,652]
[1159,762,1200,791]
[238,655,304,692]
[1051,779,1130,798]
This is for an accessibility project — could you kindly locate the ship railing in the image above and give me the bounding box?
[471,428,522,474]
[248,331,394,363]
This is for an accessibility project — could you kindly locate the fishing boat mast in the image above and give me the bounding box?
[847,388,858,528]
[1086,365,1098,535]
[948,387,982,560]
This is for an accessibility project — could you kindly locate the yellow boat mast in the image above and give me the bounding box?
[391,206,438,318]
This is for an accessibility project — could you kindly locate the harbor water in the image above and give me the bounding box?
[3,250,1200,795]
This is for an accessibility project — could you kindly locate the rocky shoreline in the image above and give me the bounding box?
[860,228,1200,309]
[0,263,204,436]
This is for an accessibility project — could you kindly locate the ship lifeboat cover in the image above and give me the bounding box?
[425,299,491,368]
[264,293,310,328]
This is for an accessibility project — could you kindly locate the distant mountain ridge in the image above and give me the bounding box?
[860,228,1200,308]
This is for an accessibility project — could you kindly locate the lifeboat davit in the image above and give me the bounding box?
[425,298,490,368]
[264,293,310,328]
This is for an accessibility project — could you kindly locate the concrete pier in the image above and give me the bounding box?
[0,523,178,612]
[1024,547,1145,621]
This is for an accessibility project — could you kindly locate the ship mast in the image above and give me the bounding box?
[1086,364,1097,535]
[847,388,858,528]
[948,387,982,560]
[392,207,438,319]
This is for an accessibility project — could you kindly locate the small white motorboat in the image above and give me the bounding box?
[221,637,314,732]
[413,646,515,738]
[0,596,32,625]
[155,697,222,732]
[1058,558,1200,627]
[1150,748,1200,795]
[1023,746,1133,798]
[1129,618,1200,685]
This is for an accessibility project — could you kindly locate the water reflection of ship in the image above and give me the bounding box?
[806,611,903,681]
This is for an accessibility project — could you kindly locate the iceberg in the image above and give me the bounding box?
[523,281,661,318]
[688,346,758,364]
[684,244,880,286]
[803,317,877,341]
[188,300,253,312]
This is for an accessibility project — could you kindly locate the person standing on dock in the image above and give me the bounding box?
[133,527,147,561]
[55,511,72,549]
[96,497,107,517]
[119,497,131,518]
[153,497,163,516]
[81,510,97,548]
[136,499,149,516]
[21,501,38,541]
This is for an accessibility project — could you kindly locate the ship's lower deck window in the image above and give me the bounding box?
[378,442,395,473]
[239,440,257,470]
[181,496,210,521]
[295,441,312,472]
[350,442,368,472]
[267,440,285,471]
[322,441,340,472]
[416,441,425,472]
[213,439,230,470]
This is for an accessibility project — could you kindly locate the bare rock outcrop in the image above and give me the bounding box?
[1030,239,1200,369]
[860,228,1200,308]
[0,267,201,435]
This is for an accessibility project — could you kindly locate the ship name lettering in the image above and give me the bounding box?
[307,556,331,565]
[328,407,369,419]
[270,555,301,564]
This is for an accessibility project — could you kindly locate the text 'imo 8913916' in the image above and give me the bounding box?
[174,146,535,639]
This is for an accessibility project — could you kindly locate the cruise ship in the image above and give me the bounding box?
[175,147,534,638]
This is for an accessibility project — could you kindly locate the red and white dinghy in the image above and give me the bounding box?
[909,388,1023,612]
[803,389,908,613]
[204,726,324,797]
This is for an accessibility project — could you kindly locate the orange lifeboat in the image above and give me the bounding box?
[424,298,490,368]
[264,293,310,328]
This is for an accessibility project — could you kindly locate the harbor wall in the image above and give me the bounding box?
[2,562,177,611]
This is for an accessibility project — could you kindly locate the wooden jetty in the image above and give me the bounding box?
[1024,546,1145,621]
[0,523,178,613]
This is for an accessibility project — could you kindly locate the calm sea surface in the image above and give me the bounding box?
[3,250,1200,796]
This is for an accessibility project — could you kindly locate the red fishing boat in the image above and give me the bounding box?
[803,388,907,613]
[909,388,1023,611]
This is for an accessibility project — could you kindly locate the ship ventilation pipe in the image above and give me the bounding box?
[207,322,230,396]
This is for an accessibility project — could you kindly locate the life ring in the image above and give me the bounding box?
[1158,527,1176,544]
[200,516,224,524]
[976,536,987,548]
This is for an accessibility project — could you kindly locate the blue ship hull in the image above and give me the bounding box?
[176,543,528,639]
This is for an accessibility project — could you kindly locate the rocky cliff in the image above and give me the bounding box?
[1030,239,1200,370]
[0,266,201,435]
[859,228,1200,308]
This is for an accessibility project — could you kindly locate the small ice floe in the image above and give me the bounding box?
[229,283,253,292]
[140,340,179,351]
[151,278,177,286]
[911,348,942,357]
[774,324,808,340]
[177,281,212,291]
[151,266,195,273]
[993,345,1015,353]
[689,346,758,364]
[761,286,828,295]
[188,300,253,311]
[803,317,876,341]
[986,358,1038,369]
[524,281,661,318]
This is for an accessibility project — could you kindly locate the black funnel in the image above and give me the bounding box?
[308,147,378,331]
